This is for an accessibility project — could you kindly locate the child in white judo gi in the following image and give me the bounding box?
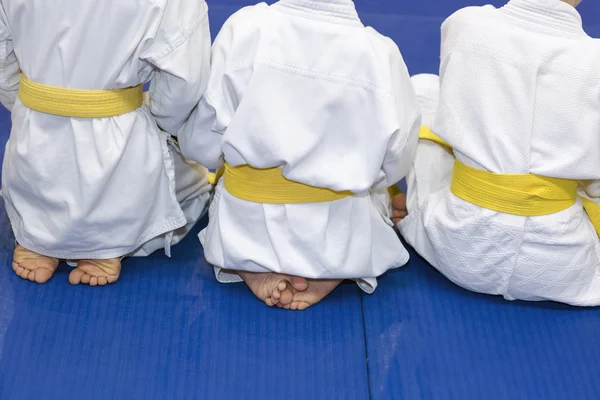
[394,0,600,306]
[1,0,213,286]
[179,0,421,310]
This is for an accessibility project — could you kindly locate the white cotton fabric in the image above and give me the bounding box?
[179,0,421,293]
[404,74,455,214]
[399,0,600,306]
[0,0,212,259]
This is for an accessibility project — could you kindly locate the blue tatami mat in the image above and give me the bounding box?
[0,199,370,400]
[362,253,600,400]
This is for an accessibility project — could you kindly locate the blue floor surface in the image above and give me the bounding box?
[1,1,599,399]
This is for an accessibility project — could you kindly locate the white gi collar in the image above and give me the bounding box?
[273,0,362,26]
[501,0,586,36]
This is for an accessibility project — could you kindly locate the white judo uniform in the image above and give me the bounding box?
[400,0,600,306]
[0,0,212,260]
[179,0,421,293]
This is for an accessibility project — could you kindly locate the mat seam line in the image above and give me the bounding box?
[360,291,373,400]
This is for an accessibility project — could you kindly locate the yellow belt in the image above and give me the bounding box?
[208,168,224,186]
[207,162,403,203]
[451,160,578,216]
[419,127,600,235]
[419,126,452,149]
[222,163,352,204]
[581,197,600,235]
[208,165,401,200]
[18,74,143,118]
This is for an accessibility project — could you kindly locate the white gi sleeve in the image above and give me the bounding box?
[580,180,600,205]
[380,40,421,187]
[0,5,20,112]
[578,180,600,236]
[177,13,241,170]
[140,0,211,135]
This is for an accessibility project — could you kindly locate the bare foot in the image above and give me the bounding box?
[239,271,298,307]
[271,275,310,307]
[289,276,308,292]
[392,193,408,225]
[69,258,121,286]
[278,279,343,311]
[12,245,59,283]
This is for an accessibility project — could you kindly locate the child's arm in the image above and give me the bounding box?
[0,6,20,111]
[581,181,600,200]
[177,11,245,170]
[141,0,211,136]
[380,42,421,188]
[176,36,231,170]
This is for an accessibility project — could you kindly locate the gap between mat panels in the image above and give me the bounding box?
[360,291,374,400]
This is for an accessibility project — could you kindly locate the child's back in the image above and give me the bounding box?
[437,2,600,177]
[400,0,600,306]
[2,0,212,285]
[180,0,421,309]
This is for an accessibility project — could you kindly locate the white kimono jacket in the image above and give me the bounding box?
[179,0,420,293]
[0,0,212,260]
[400,0,600,306]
